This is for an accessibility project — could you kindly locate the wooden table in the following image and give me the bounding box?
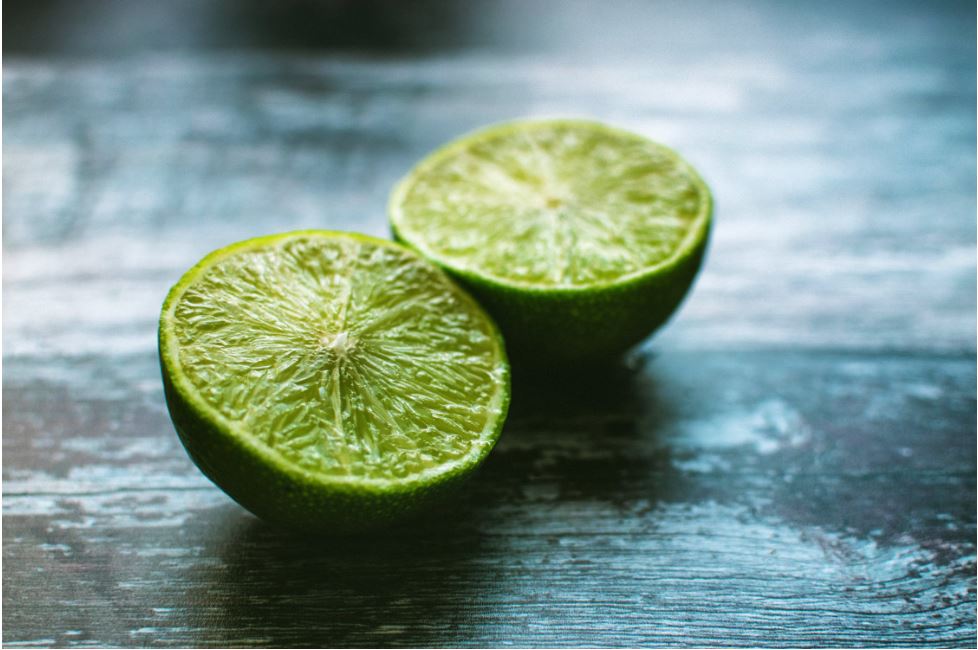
[4,1,975,646]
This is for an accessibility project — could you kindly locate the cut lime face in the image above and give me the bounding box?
[390,119,710,290]
[389,119,713,362]
[159,231,510,531]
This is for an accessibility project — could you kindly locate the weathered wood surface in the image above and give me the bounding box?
[3,1,976,647]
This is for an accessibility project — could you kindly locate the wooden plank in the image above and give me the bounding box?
[3,351,975,647]
[3,45,975,354]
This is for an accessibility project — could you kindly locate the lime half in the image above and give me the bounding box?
[389,119,713,362]
[159,231,510,532]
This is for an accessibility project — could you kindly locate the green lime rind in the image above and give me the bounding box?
[388,119,713,361]
[159,230,510,533]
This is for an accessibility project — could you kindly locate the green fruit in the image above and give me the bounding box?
[389,119,713,362]
[158,231,510,533]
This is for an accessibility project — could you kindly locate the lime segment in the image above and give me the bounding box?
[159,231,510,530]
[389,119,713,361]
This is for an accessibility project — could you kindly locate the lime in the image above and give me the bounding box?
[389,119,713,362]
[158,231,510,533]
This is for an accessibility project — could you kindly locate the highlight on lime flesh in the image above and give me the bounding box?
[159,231,510,533]
[389,118,713,362]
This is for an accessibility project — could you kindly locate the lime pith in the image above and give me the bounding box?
[159,231,510,532]
[389,119,713,362]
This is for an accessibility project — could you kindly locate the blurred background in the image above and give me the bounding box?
[10,0,966,58]
[4,1,976,647]
[5,0,975,355]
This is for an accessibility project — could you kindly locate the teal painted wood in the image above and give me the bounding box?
[3,1,975,646]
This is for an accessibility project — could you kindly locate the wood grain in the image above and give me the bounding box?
[4,351,975,647]
[3,0,975,646]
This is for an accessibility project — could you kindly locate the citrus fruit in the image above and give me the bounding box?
[158,231,510,533]
[389,119,713,363]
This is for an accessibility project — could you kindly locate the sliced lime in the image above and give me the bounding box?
[159,231,510,532]
[389,119,713,361]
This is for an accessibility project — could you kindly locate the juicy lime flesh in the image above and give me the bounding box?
[395,121,708,288]
[165,235,506,482]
